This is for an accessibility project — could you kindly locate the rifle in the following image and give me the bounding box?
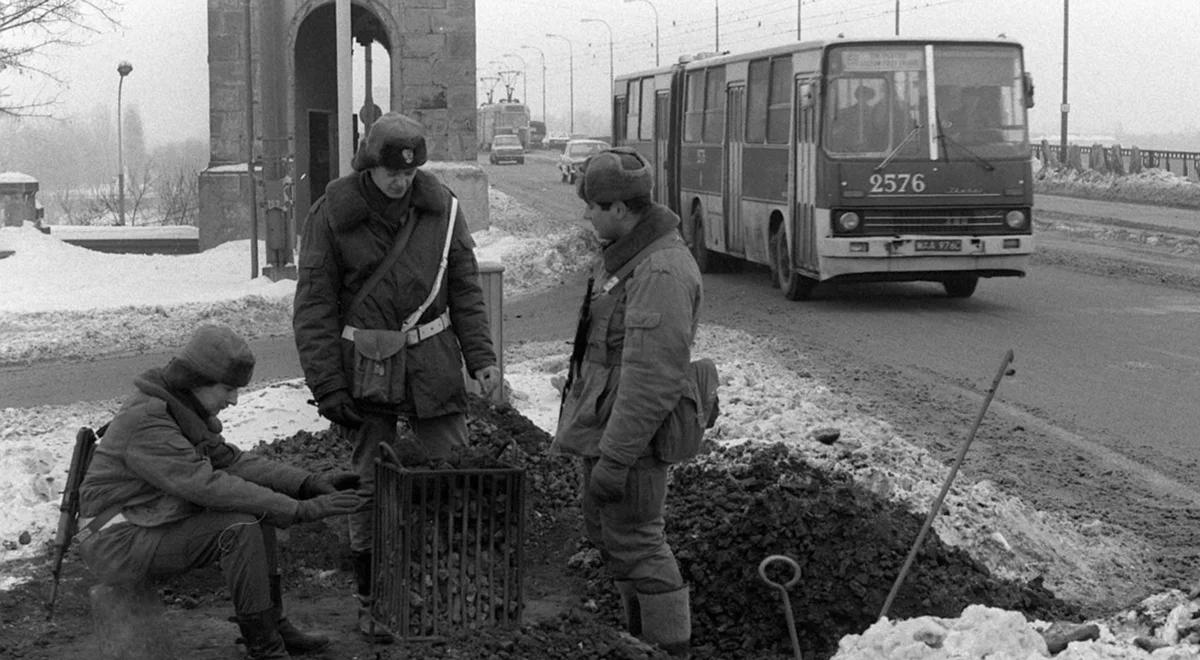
[46,425,103,620]
[559,276,594,415]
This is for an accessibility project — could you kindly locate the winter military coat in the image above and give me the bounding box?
[294,169,496,418]
[77,368,313,580]
[552,204,703,465]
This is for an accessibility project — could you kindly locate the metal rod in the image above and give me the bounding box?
[879,349,1015,620]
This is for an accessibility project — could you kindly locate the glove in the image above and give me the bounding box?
[474,365,502,398]
[299,471,361,499]
[294,491,364,523]
[317,390,364,429]
[587,455,630,504]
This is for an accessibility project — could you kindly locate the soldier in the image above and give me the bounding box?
[77,324,363,660]
[553,146,702,657]
[293,111,501,640]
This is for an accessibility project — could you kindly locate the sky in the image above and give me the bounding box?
[3,0,1197,150]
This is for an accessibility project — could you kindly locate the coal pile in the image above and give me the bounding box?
[655,442,1084,659]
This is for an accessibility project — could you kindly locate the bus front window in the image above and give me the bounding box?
[824,47,928,158]
[932,45,1029,158]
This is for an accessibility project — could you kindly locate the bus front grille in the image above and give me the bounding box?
[858,208,1022,236]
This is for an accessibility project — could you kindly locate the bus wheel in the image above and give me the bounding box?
[772,226,816,301]
[943,275,979,298]
[689,206,713,273]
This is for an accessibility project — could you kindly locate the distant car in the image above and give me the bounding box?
[557,139,611,184]
[544,135,570,151]
[489,134,525,165]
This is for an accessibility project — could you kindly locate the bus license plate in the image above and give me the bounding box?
[915,239,962,252]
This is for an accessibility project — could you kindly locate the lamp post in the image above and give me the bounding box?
[116,60,132,226]
[503,52,527,105]
[545,33,574,136]
[520,45,547,132]
[1060,0,1070,164]
[581,18,613,100]
[623,0,659,66]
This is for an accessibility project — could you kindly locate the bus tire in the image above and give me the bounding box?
[689,206,714,273]
[772,226,816,301]
[943,275,979,298]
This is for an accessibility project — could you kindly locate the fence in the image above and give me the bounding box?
[1033,141,1200,180]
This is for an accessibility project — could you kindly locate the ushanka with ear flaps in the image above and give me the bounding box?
[351,112,428,172]
[576,146,653,204]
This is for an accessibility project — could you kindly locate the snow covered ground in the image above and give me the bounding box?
[3,186,1200,657]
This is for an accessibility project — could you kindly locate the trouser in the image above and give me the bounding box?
[581,455,684,594]
[145,510,275,615]
[347,410,468,553]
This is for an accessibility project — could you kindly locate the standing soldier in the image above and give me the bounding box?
[553,147,702,657]
[293,111,502,641]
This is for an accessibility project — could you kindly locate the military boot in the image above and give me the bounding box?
[269,574,329,655]
[236,608,291,660]
[638,585,692,658]
[353,550,394,643]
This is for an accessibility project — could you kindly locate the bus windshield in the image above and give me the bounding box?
[823,44,1029,161]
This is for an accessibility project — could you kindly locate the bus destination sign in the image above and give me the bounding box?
[840,49,923,72]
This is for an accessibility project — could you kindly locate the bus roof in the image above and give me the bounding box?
[614,36,1024,81]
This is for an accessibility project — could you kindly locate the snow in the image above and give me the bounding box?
[1,186,1197,656]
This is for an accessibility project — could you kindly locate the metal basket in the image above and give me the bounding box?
[372,448,525,640]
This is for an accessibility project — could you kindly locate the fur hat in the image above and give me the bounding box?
[164,325,255,389]
[576,147,653,204]
[351,112,428,172]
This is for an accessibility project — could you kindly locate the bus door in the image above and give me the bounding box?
[654,90,671,206]
[794,77,820,273]
[724,85,746,255]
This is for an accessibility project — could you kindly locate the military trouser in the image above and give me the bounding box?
[581,455,684,594]
[145,510,276,616]
[347,410,468,553]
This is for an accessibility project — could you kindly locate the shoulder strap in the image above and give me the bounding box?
[347,209,420,318]
[400,196,458,332]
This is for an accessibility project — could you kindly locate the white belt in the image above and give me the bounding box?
[341,309,451,346]
[78,512,128,535]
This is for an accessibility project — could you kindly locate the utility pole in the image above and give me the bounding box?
[894,0,900,36]
[1059,0,1070,164]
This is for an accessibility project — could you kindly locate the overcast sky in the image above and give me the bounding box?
[5,0,1197,148]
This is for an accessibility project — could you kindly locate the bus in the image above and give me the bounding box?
[612,37,1036,299]
[478,102,532,150]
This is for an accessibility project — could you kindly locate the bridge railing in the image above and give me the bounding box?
[1033,141,1200,180]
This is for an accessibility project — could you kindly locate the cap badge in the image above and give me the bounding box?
[402,148,415,165]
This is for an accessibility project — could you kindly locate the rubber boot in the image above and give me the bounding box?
[638,586,692,658]
[353,550,394,643]
[269,574,329,655]
[236,608,292,660]
[614,580,642,636]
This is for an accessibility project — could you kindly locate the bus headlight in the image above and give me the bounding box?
[1004,210,1027,230]
[835,211,861,233]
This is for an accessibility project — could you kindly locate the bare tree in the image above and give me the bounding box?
[0,0,121,117]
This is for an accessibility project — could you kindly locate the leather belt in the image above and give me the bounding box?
[341,309,451,347]
[75,511,128,544]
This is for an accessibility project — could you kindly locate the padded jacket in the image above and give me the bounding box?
[294,169,496,418]
[552,205,703,465]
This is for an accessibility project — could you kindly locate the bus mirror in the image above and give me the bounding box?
[798,83,815,109]
[1023,73,1035,108]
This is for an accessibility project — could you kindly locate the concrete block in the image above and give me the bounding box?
[422,161,488,232]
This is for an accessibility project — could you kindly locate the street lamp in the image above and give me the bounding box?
[581,18,613,102]
[519,45,547,131]
[116,60,132,226]
[624,0,659,66]
[503,52,527,106]
[545,33,574,136]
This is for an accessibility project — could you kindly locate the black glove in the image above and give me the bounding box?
[588,455,630,504]
[317,390,364,429]
[299,471,361,499]
[294,491,363,523]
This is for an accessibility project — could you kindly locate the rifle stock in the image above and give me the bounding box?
[46,426,98,619]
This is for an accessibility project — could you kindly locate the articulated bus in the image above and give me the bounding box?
[612,37,1036,299]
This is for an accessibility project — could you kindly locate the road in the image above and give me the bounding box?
[8,155,1200,551]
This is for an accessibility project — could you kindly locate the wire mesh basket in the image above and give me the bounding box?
[372,449,525,640]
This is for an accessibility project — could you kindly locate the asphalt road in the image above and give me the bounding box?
[8,155,1199,503]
